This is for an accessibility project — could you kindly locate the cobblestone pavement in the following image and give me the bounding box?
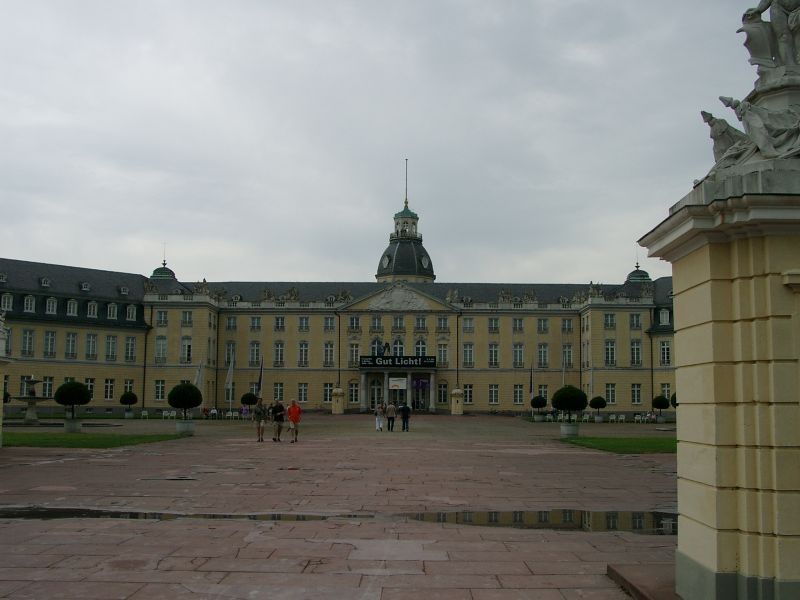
[0,414,677,599]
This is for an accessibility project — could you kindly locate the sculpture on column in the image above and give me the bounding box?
[743,1,800,66]
[701,111,750,161]
[720,95,800,158]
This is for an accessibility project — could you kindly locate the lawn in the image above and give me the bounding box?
[2,432,187,448]
[564,437,677,454]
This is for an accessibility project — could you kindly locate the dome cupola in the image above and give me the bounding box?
[376,199,435,283]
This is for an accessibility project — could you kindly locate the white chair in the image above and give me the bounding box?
[609,414,617,423]
[582,413,590,423]
[618,414,626,424]
[557,412,565,422]
[546,414,554,422]
[634,414,642,423]
[140,410,149,419]
[570,413,578,423]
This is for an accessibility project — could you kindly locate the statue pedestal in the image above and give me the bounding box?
[641,166,800,599]
[450,388,463,416]
[331,387,344,415]
[23,399,40,425]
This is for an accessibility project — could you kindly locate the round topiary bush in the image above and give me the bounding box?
[589,395,607,415]
[552,385,588,418]
[530,395,547,414]
[240,392,258,407]
[670,392,678,408]
[119,391,138,410]
[168,382,203,420]
[653,395,670,416]
[54,381,91,420]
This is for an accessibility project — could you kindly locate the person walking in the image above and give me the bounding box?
[399,402,411,432]
[287,399,302,443]
[253,398,267,442]
[385,401,397,432]
[374,402,385,431]
[270,398,286,442]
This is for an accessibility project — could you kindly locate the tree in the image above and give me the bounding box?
[589,395,607,415]
[530,395,547,414]
[168,383,203,420]
[240,392,258,407]
[551,385,588,419]
[653,395,670,416]
[670,392,678,408]
[54,381,91,419]
[119,391,138,411]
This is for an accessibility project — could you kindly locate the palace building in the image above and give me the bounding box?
[0,201,674,416]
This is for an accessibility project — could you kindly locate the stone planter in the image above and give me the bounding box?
[176,419,195,435]
[594,415,604,423]
[64,418,82,434]
[124,411,134,419]
[560,423,579,437]
[533,414,544,422]
[656,416,666,424]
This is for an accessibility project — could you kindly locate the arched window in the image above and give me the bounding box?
[393,338,404,356]
[107,303,118,319]
[23,295,35,312]
[45,297,57,314]
[87,301,98,318]
[371,338,383,356]
[66,299,78,316]
[415,339,426,357]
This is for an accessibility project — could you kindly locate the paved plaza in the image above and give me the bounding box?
[0,414,678,599]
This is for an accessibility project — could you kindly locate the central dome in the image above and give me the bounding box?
[375,200,435,283]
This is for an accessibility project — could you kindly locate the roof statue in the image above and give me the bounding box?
[742,1,800,67]
[701,111,750,161]
[0,312,7,359]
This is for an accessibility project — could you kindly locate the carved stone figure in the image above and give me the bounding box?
[701,111,750,161]
[744,0,800,66]
[0,312,7,358]
[445,289,459,304]
[286,287,299,301]
[721,95,800,158]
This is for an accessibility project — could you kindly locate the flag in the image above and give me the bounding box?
[194,362,204,387]
[225,358,234,390]
[256,356,264,399]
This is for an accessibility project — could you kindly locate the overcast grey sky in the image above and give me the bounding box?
[0,1,756,285]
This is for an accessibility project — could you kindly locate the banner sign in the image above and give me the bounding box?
[359,356,436,369]
[389,378,407,390]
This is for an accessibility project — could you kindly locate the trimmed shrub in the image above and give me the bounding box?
[119,391,138,410]
[530,395,547,413]
[670,392,678,408]
[589,396,607,415]
[552,385,588,418]
[653,395,670,415]
[240,392,258,407]
[54,381,92,419]
[168,383,203,420]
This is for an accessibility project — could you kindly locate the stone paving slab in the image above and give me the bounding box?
[0,414,677,599]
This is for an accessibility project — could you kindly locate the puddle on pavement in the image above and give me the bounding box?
[0,506,676,534]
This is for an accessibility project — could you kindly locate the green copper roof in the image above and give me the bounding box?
[394,199,418,219]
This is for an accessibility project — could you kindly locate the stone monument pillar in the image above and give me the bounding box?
[640,8,800,598]
[450,388,463,416]
[331,386,344,415]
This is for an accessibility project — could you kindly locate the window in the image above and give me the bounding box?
[489,384,499,405]
[537,318,549,334]
[225,341,236,366]
[298,316,310,332]
[512,317,524,333]
[180,336,192,363]
[632,512,645,531]
[463,343,474,367]
[323,383,333,403]
[488,317,500,333]
[84,378,95,398]
[44,331,56,358]
[155,380,165,401]
[124,379,134,394]
[42,376,54,398]
[604,313,616,329]
[605,383,616,404]
[22,329,34,357]
[273,382,284,401]
[462,317,474,333]
[349,382,359,404]
[250,316,261,331]
[155,336,167,363]
[323,342,335,367]
[181,310,193,326]
[606,512,619,530]
[415,339,426,357]
[538,384,548,401]
[629,339,642,366]
[392,338,404,356]
[438,382,448,404]
[659,309,670,325]
[124,337,136,362]
[1,294,12,311]
[87,301,98,318]
[44,297,57,315]
[437,316,448,331]
[392,315,404,330]
[562,344,573,368]
[561,318,573,333]
[298,383,308,403]
[437,343,448,365]
[488,343,499,367]
[66,299,77,316]
[65,332,77,359]
[223,316,235,331]
[463,384,473,404]
[513,343,524,368]
[513,384,524,405]
[371,338,383,356]
[415,315,427,331]
[126,305,137,321]
[85,334,98,360]
[538,511,550,524]
[605,340,616,366]
[107,304,118,319]
[3,329,9,357]
[23,296,35,313]
[631,383,642,405]
[246,340,261,367]
[660,341,672,366]
[537,343,549,368]
[563,509,574,524]
[299,341,309,367]
[156,310,168,327]
[324,316,335,332]
[348,343,359,366]
[348,315,360,332]
[630,313,641,330]
[104,379,115,401]
[661,383,671,399]
[105,335,117,361]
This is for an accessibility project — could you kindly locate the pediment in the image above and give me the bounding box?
[349,284,449,312]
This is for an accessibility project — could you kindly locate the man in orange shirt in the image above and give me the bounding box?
[287,399,302,443]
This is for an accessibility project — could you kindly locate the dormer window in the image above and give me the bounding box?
[233,294,242,302]
[46,297,57,314]
[0,273,6,283]
[40,278,50,288]
[659,309,670,326]
[87,301,98,318]
[23,295,35,313]
[119,286,129,296]
[107,303,118,319]
[66,299,78,316]
[126,305,137,321]
[0,293,11,311]
[80,282,91,292]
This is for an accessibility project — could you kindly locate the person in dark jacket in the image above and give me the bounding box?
[399,402,411,431]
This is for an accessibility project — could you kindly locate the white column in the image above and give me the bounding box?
[383,372,389,406]
[360,372,367,412]
[406,372,412,407]
[428,372,436,412]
